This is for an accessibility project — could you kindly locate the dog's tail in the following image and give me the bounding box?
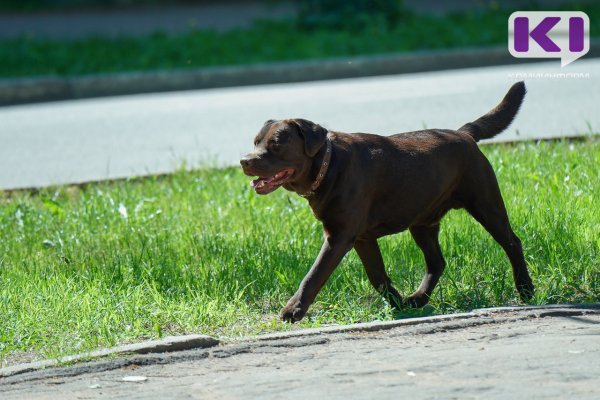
[458,81,526,142]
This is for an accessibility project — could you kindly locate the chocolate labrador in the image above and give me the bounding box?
[240,81,534,322]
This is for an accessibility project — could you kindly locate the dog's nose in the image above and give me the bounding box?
[240,156,253,169]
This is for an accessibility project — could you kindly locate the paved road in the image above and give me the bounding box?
[1,305,599,399]
[1,59,598,190]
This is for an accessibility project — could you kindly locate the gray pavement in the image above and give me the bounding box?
[1,305,599,399]
[1,59,598,190]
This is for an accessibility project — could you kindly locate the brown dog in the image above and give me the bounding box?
[241,81,534,322]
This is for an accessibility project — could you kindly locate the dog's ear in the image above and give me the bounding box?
[289,118,327,157]
[263,119,276,126]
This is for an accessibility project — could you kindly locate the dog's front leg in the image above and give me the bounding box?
[281,235,354,322]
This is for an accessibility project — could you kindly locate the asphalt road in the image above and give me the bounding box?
[1,59,598,190]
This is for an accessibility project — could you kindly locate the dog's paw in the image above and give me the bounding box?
[281,298,307,323]
[517,280,535,302]
[403,292,430,308]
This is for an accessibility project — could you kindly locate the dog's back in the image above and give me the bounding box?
[330,82,528,233]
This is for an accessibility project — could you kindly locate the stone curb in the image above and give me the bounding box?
[247,303,600,342]
[2,42,599,106]
[1,303,598,380]
[0,334,218,378]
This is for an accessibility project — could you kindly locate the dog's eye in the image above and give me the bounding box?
[269,142,282,153]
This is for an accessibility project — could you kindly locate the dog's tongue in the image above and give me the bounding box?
[250,176,280,195]
[251,170,289,188]
[250,170,290,194]
[251,177,271,189]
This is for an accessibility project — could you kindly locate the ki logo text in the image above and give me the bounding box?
[509,11,589,67]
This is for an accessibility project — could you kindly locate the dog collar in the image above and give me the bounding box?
[309,134,333,193]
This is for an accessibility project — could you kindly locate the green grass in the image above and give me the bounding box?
[1,2,599,78]
[1,138,599,365]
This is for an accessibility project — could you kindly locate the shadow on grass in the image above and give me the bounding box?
[392,305,437,320]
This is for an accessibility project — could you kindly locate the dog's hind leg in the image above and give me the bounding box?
[457,148,534,302]
[354,238,403,309]
[407,224,446,308]
[465,197,535,302]
[458,155,535,302]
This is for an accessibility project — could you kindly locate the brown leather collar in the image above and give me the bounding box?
[309,134,333,193]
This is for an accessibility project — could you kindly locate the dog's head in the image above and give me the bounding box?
[240,118,327,195]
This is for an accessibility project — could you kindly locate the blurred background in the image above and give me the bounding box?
[2,0,598,79]
[0,0,598,189]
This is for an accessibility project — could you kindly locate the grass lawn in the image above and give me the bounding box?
[1,2,599,78]
[0,137,599,365]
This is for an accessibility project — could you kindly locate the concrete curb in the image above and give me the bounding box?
[2,43,599,106]
[1,303,598,380]
[0,334,218,378]
[248,303,600,342]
